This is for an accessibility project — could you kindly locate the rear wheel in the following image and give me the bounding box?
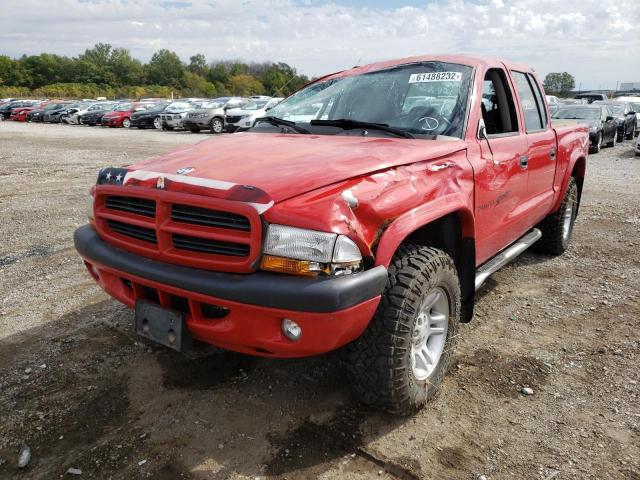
[210,117,224,134]
[346,245,460,415]
[153,117,162,129]
[122,117,131,128]
[533,177,578,255]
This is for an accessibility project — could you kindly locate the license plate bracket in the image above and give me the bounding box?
[135,301,191,352]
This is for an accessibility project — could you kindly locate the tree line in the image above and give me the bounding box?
[0,43,311,99]
[543,72,576,97]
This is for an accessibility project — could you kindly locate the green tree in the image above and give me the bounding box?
[543,72,575,97]
[21,54,72,88]
[0,56,31,86]
[182,71,216,97]
[109,48,145,86]
[188,54,207,76]
[145,49,184,88]
[228,74,264,96]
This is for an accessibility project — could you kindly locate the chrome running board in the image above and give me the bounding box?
[475,228,542,290]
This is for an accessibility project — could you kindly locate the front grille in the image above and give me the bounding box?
[106,196,156,217]
[172,234,249,257]
[171,204,250,231]
[226,116,242,123]
[96,188,261,273]
[107,219,157,244]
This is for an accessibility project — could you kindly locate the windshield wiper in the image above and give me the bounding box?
[256,116,310,134]
[310,118,415,139]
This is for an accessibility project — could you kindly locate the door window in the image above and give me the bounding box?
[481,69,519,135]
[512,71,545,132]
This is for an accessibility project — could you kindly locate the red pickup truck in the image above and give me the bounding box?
[75,55,589,414]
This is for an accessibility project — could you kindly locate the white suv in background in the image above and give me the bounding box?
[225,97,283,132]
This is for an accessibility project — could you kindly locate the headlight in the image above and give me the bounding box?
[261,224,362,276]
[87,191,95,221]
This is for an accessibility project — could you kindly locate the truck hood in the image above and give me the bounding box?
[129,133,466,203]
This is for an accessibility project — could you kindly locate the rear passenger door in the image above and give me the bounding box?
[511,71,557,221]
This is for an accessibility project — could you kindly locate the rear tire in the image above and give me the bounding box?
[533,177,578,255]
[346,245,460,415]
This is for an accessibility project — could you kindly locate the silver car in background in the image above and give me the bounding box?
[225,97,284,132]
[160,101,205,130]
[182,97,249,134]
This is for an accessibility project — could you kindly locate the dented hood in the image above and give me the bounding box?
[130,133,466,203]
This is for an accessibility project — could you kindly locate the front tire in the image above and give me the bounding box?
[153,117,162,130]
[346,245,460,415]
[533,177,578,255]
[210,117,224,134]
[122,118,131,128]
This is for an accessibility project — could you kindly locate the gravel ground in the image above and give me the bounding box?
[0,121,638,480]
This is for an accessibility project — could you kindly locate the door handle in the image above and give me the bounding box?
[519,155,528,169]
[550,147,556,160]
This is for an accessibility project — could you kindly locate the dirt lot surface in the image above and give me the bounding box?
[0,121,638,480]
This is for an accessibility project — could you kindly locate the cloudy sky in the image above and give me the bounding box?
[1,0,639,89]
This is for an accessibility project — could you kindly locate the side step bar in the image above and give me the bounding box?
[475,228,542,290]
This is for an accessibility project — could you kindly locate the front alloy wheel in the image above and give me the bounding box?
[153,117,162,129]
[210,118,224,134]
[122,118,131,128]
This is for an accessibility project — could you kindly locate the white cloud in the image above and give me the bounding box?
[0,0,639,89]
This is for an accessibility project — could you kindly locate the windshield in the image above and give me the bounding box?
[201,101,223,109]
[263,61,473,139]
[167,102,191,110]
[90,103,117,111]
[553,107,600,120]
[242,100,269,110]
[114,103,133,111]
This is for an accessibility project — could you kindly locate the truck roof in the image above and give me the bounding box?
[322,54,535,82]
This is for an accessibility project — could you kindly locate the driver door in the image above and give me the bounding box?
[472,67,530,264]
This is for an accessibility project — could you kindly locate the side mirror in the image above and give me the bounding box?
[606,116,614,122]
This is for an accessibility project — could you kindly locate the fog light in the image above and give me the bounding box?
[281,318,302,342]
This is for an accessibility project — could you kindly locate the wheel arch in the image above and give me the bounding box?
[374,203,476,322]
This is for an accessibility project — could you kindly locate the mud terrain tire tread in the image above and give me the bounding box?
[533,177,578,255]
[346,245,460,415]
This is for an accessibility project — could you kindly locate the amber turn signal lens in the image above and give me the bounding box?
[260,255,326,276]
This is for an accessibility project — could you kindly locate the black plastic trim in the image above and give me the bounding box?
[74,225,387,313]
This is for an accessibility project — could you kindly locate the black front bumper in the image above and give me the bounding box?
[74,225,387,313]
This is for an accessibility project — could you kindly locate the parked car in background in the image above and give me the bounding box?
[130,102,170,129]
[635,133,640,156]
[9,101,48,121]
[101,102,157,128]
[545,95,559,104]
[27,102,64,122]
[553,104,617,152]
[79,102,119,126]
[593,101,637,140]
[67,101,113,125]
[225,97,283,132]
[574,92,608,103]
[0,100,39,120]
[58,101,94,124]
[161,101,206,131]
[183,97,249,133]
[614,96,640,135]
[42,102,75,123]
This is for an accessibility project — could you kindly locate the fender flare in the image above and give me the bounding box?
[374,193,475,268]
[552,151,586,214]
